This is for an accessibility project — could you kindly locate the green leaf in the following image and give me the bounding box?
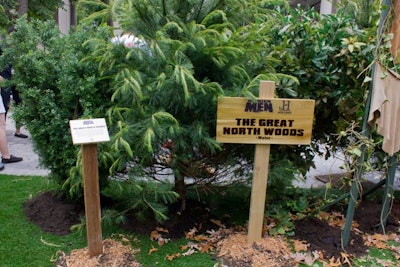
[348,147,362,157]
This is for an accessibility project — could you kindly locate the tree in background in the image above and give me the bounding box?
[0,0,63,34]
[77,0,298,211]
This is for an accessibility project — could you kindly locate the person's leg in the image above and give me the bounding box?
[0,96,8,170]
[0,89,23,164]
[0,87,11,115]
[10,87,27,138]
[0,112,10,158]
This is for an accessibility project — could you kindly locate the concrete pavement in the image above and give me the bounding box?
[0,111,49,176]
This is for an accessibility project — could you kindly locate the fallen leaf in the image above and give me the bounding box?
[165,253,181,261]
[292,239,308,252]
[375,258,395,267]
[156,227,169,233]
[291,251,318,265]
[340,252,352,267]
[291,252,307,263]
[363,233,388,249]
[324,256,341,267]
[210,219,224,228]
[182,248,197,256]
[185,228,198,239]
[180,244,189,251]
[150,230,161,241]
[199,243,214,253]
[194,234,209,242]
[148,246,158,255]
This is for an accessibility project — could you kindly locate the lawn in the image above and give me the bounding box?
[0,174,86,266]
[0,174,215,266]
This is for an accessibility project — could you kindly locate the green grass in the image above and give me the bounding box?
[1,174,398,267]
[0,175,86,266]
[0,174,216,266]
[135,236,216,266]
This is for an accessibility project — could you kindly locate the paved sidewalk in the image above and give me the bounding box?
[1,112,49,176]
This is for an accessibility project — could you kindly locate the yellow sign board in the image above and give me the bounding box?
[216,97,315,144]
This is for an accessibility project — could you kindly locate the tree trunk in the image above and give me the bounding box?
[70,1,77,27]
[18,0,29,16]
[173,168,186,211]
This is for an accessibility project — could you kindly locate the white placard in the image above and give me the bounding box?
[69,118,110,145]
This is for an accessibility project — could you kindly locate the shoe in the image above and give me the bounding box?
[2,155,23,163]
[0,162,4,171]
[14,133,28,138]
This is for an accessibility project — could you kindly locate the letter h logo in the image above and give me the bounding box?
[279,100,291,112]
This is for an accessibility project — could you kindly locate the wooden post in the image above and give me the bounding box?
[82,144,103,257]
[390,0,400,60]
[379,0,400,233]
[247,81,275,243]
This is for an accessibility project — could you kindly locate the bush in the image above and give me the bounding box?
[1,19,113,197]
[269,6,376,153]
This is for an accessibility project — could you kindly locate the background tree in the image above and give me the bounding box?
[79,0,309,211]
[18,0,29,16]
[0,0,63,33]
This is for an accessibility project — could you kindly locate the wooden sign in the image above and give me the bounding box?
[216,81,315,244]
[216,97,315,144]
[69,118,110,145]
[70,118,110,257]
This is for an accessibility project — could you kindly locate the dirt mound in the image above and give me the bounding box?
[23,191,83,235]
[218,233,296,266]
[55,238,141,267]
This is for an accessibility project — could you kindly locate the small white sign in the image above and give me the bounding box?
[69,118,110,145]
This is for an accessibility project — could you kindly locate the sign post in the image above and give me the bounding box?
[82,143,103,257]
[216,81,315,243]
[248,81,274,243]
[69,118,110,257]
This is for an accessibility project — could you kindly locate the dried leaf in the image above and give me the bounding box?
[325,256,341,267]
[180,244,189,251]
[185,228,198,239]
[363,233,389,249]
[199,243,214,253]
[291,251,318,265]
[194,234,209,242]
[210,219,224,228]
[292,239,308,252]
[340,252,352,267]
[150,230,161,241]
[121,237,130,243]
[156,227,169,233]
[182,248,197,256]
[291,252,307,263]
[165,253,181,261]
[376,258,396,267]
[148,246,158,255]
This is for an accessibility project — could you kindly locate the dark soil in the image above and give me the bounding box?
[23,190,400,261]
[23,191,83,235]
[121,199,220,239]
[290,197,400,259]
